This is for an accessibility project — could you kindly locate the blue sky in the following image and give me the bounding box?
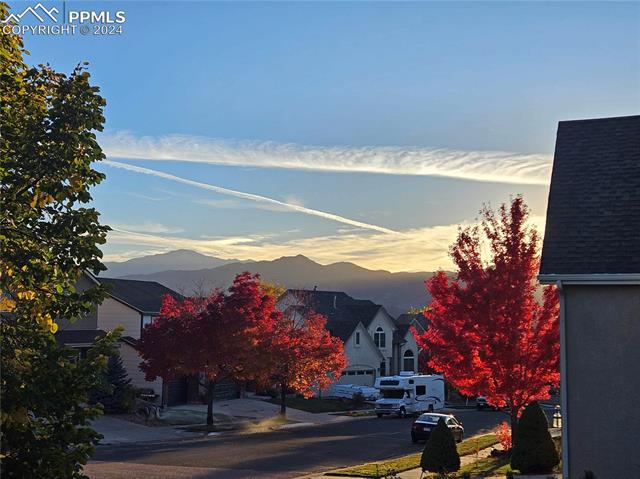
[14,1,640,271]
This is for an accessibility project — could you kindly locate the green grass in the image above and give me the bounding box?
[457,455,511,476]
[328,434,499,478]
[265,397,363,413]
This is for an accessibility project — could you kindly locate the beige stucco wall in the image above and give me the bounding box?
[400,331,419,373]
[564,284,640,478]
[98,297,142,339]
[118,341,162,396]
[338,323,383,386]
[366,309,397,374]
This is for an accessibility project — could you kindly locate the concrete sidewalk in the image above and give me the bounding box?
[93,396,356,445]
[92,416,201,445]
[170,395,355,426]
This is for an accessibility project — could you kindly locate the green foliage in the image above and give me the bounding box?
[420,418,461,474]
[0,322,119,478]
[580,471,596,479]
[506,470,515,479]
[510,401,560,474]
[1,3,113,476]
[90,354,135,414]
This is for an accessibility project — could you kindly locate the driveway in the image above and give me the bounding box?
[87,409,507,478]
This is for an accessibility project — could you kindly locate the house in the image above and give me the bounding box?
[278,289,423,387]
[539,115,640,479]
[55,271,192,405]
[393,312,428,374]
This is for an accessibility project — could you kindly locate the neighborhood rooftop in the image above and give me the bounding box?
[540,115,640,276]
[98,277,183,314]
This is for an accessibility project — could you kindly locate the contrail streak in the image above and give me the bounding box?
[101,132,553,185]
[103,160,400,235]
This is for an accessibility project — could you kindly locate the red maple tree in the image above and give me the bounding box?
[264,304,347,416]
[412,196,559,429]
[138,272,279,425]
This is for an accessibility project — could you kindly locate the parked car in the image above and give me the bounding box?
[476,396,499,410]
[411,413,464,443]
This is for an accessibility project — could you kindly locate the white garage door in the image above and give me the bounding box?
[338,368,376,386]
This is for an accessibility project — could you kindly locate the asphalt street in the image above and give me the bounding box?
[89,409,508,479]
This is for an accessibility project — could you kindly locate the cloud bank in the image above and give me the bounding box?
[102,132,553,185]
[104,160,400,235]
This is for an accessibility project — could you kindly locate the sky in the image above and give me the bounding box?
[13,1,640,272]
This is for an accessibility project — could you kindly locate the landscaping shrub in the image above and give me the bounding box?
[420,418,461,474]
[510,401,559,474]
[580,471,596,479]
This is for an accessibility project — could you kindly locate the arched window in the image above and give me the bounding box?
[374,327,386,348]
[403,350,415,372]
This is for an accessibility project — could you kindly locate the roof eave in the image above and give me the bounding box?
[538,273,640,285]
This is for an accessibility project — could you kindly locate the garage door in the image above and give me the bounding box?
[338,369,375,386]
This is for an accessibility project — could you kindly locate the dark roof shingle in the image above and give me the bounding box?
[98,278,182,313]
[285,289,382,341]
[540,115,640,275]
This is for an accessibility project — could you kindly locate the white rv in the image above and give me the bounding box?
[374,372,445,417]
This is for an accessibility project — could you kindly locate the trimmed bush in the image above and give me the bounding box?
[511,401,559,474]
[420,418,461,474]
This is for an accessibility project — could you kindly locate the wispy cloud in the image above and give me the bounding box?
[102,131,553,185]
[105,216,546,272]
[103,160,400,235]
[109,222,184,234]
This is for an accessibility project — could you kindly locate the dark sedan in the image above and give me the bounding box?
[410,413,464,443]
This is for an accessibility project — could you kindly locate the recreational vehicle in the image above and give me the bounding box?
[374,372,445,417]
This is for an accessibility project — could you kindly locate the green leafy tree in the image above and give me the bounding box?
[420,418,461,475]
[1,3,116,476]
[90,355,135,414]
[510,401,560,474]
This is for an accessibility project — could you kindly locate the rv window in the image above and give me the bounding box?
[380,380,399,386]
[416,385,426,395]
[380,389,405,399]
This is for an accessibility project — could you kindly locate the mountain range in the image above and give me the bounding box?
[104,250,440,316]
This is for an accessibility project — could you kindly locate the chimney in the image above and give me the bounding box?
[333,294,337,309]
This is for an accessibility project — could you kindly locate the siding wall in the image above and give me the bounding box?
[118,341,162,397]
[98,297,142,339]
[57,275,98,330]
[564,285,640,478]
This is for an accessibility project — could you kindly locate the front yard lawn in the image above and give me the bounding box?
[329,433,499,477]
[265,397,367,413]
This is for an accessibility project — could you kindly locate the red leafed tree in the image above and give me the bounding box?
[260,290,347,417]
[412,196,559,430]
[138,272,279,425]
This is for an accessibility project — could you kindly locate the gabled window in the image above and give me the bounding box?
[355,331,361,346]
[374,327,386,348]
[403,349,415,372]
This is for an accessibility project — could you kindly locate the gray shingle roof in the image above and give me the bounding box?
[540,115,640,275]
[285,289,381,341]
[99,277,183,314]
[55,329,106,345]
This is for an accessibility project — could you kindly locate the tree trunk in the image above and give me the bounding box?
[280,381,287,417]
[206,380,215,426]
[510,405,520,443]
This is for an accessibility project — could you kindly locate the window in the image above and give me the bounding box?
[380,360,386,376]
[374,327,386,348]
[403,350,415,372]
[142,314,155,330]
[416,385,426,396]
[355,331,360,346]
